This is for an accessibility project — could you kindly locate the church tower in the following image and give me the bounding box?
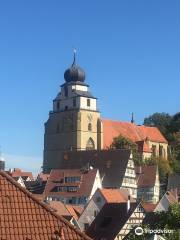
[43,51,102,173]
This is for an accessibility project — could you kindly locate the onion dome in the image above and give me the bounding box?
[64,49,85,82]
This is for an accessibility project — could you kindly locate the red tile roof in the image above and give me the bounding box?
[44,169,98,198]
[7,168,34,180]
[49,201,83,221]
[142,203,157,212]
[164,191,178,204]
[37,172,50,181]
[49,201,72,218]
[102,119,167,148]
[0,171,91,239]
[135,165,158,187]
[99,188,133,203]
[65,205,84,221]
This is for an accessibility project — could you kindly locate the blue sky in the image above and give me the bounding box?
[0,0,179,174]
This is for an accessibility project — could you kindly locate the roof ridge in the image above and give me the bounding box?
[102,118,134,124]
[0,170,91,240]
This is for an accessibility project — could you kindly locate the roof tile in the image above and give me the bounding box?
[0,171,91,240]
[102,119,167,148]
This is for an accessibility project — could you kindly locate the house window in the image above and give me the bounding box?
[54,186,67,192]
[65,176,81,183]
[87,99,90,107]
[96,196,101,203]
[65,106,68,111]
[73,98,76,107]
[67,186,78,192]
[152,145,156,157]
[159,145,163,157]
[94,210,98,217]
[88,123,92,131]
[84,223,89,231]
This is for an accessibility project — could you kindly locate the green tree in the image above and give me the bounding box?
[151,203,180,240]
[144,112,172,141]
[110,135,142,165]
[144,112,180,175]
[144,156,172,182]
[126,204,180,240]
[170,112,180,133]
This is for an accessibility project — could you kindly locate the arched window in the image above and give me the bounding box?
[86,138,95,150]
[88,123,92,131]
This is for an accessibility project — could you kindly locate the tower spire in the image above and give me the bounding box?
[131,112,134,124]
[72,48,77,65]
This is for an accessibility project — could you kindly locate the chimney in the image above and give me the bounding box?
[127,195,130,212]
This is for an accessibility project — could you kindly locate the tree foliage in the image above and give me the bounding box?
[144,112,180,175]
[144,112,172,141]
[110,135,142,165]
[126,204,180,240]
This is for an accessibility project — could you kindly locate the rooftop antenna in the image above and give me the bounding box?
[72,48,77,65]
[131,112,134,124]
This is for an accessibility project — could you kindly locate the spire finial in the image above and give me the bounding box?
[131,112,134,123]
[72,48,77,65]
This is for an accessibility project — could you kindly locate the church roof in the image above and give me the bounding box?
[0,171,91,240]
[102,119,168,148]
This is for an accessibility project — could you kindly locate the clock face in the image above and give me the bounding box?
[87,114,93,122]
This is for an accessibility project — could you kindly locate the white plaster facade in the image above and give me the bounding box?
[121,158,137,199]
[154,191,177,212]
[78,189,107,231]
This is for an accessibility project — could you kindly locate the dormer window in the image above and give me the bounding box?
[67,186,78,192]
[65,176,81,183]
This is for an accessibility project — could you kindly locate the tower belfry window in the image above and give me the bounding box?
[73,98,76,107]
[88,123,92,131]
[57,101,60,110]
[87,99,90,107]
[64,86,68,97]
